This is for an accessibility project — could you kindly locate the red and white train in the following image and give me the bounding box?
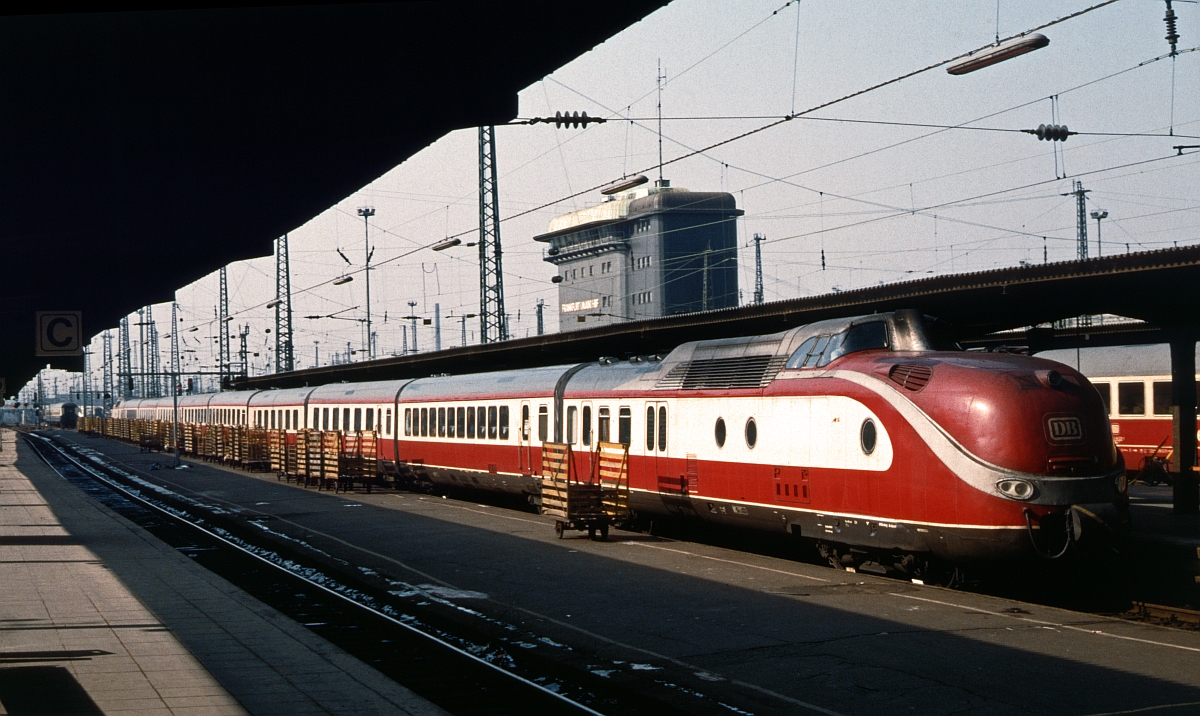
[112,310,1128,568]
[1039,343,1199,479]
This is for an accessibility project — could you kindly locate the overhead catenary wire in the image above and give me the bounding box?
[149,1,1193,353]
[436,0,1129,245]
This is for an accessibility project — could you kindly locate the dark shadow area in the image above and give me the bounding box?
[0,666,104,715]
[0,651,111,664]
[33,432,1200,716]
[0,536,81,546]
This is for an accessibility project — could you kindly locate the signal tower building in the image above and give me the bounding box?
[535,180,743,332]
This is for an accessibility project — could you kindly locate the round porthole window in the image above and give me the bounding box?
[745,417,757,449]
[861,418,877,455]
[714,417,726,447]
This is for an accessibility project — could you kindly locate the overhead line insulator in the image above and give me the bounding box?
[1025,123,1072,142]
[522,112,607,128]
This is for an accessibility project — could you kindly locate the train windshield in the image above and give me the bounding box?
[788,321,890,369]
[821,322,890,365]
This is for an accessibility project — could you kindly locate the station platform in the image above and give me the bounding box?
[43,429,1200,716]
[0,429,443,716]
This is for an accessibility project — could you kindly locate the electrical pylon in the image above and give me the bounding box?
[753,233,765,304]
[219,266,231,388]
[275,235,294,372]
[478,125,507,343]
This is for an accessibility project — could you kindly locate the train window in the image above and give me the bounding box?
[293,410,299,429]
[785,337,819,369]
[478,405,488,438]
[420,407,428,437]
[270,411,275,429]
[582,406,592,446]
[386,410,392,436]
[351,408,359,432]
[567,406,577,444]
[488,406,498,439]
[457,407,466,438]
[618,407,631,446]
[366,408,374,431]
[645,407,655,450]
[1093,384,1110,415]
[538,405,548,442]
[333,408,340,431]
[815,332,846,367]
[861,418,877,455]
[404,408,411,436]
[438,407,446,437]
[313,409,319,428]
[658,406,667,452]
[1153,382,1173,415]
[838,322,889,361]
[1118,383,1145,415]
[447,407,456,438]
[598,407,610,442]
[715,417,726,447]
[499,406,509,440]
[467,407,476,438]
[745,417,758,448]
[324,408,330,431]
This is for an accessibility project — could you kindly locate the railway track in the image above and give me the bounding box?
[22,432,694,716]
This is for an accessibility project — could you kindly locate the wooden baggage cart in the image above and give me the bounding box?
[539,441,629,540]
[268,430,285,477]
[244,429,270,471]
[320,431,342,490]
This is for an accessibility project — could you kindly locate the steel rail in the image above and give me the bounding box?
[22,432,605,716]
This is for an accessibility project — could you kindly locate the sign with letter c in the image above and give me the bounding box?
[35,311,83,356]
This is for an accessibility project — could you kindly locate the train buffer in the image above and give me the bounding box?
[539,441,629,540]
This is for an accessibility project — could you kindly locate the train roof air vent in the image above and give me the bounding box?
[889,363,933,391]
[655,355,787,390]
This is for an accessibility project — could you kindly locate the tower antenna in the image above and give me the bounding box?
[656,59,665,183]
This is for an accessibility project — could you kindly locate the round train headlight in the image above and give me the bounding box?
[1116,473,1128,493]
[996,478,1036,501]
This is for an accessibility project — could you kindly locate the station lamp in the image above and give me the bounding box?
[946,33,1049,75]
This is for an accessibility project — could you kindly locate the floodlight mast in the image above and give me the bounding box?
[358,207,376,358]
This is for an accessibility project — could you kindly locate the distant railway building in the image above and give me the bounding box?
[535,180,743,332]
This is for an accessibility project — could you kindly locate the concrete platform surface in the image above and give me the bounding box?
[51,430,1200,716]
[0,429,444,716]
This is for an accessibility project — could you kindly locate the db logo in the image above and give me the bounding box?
[1045,415,1085,443]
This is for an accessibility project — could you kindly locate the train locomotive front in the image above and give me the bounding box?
[607,309,1128,568]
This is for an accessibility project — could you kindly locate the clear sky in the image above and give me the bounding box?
[75,0,1200,388]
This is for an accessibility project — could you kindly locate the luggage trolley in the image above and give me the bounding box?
[539,441,629,540]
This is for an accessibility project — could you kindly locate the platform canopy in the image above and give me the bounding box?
[243,245,1200,389]
[0,0,669,392]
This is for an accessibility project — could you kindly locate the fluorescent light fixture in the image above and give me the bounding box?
[947,34,1049,75]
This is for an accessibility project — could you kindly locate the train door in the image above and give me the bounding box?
[645,401,673,493]
[518,401,532,476]
[580,401,594,479]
